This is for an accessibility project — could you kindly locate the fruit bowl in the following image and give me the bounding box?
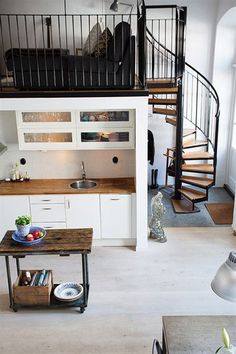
[12,226,46,246]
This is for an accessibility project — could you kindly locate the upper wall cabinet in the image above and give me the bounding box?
[16,111,77,150]
[16,110,135,150]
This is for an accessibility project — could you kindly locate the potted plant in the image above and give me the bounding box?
[216,328,236,354]
[15,215,31,237]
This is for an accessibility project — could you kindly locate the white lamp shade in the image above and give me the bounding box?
[211,252,236,302]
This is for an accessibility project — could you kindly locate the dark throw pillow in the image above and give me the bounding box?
[92,27,113,58]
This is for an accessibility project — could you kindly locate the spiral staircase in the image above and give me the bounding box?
[138,3,220,213]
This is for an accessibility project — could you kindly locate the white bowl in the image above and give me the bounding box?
[54,282,83,302]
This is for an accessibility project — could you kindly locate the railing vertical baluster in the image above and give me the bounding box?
[41,15,48,88]
[16,16,24,87]
[151,20,154,79]
[105,14,108,87]
[58,15,64,88]
[0,16,6,89]
[113,15,116,86]
[170,9,173,79]
[49,15,56,87]
[72,15,77,88]
[24,15,32,87]
[164,19,167,78]
[88,15,92,86]
[121,14,124,87]
[33,15,40,87]
[195,75,199,130]
[80,15,85,87]
[96,15,100,88]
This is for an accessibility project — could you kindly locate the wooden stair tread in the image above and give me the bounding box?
[148,98,177,105]
[183,140,208,149]
[165,117,176,126]
[146,79,175,86]
[178,187,206,201]
[182,151,214,160]
[183,129,196,137]
[153,108,176,116]
[148,87,178,94]
[180,176,214,188]
[181,164,214,174]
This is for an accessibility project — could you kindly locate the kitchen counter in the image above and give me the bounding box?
[0,178,135,195]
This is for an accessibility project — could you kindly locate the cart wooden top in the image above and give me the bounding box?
[0,228,93,256]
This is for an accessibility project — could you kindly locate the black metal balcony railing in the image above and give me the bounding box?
[0,13,136,91]
[138,2,186,86]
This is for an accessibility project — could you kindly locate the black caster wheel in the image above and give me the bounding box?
[80,307,85,313]
[12,306,18,312]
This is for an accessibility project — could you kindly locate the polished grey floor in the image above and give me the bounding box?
[0,227,236,354]
[148,187,233,227]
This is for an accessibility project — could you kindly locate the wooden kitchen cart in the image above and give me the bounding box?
[0,228,92,313]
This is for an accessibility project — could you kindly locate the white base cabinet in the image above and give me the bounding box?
[65,194,101,239]
[0,196,30,239]
[0,193,135,243]
[100,194,132,239]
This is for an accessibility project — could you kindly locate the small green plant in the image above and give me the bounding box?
[215,328,236,354]
[15,215,31,226]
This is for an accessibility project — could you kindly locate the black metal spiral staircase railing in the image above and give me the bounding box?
[139,1,220,212]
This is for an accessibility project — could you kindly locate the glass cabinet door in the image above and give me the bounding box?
[17,111,75,128]
[77,128,134,149]
[79,110,134,127]
[18,128,77,150]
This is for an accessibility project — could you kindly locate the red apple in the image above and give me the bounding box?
[34,234,40,240]
[27,234,34,241]
[31,229,39,237]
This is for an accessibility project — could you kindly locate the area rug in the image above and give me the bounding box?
[205,203,234,224]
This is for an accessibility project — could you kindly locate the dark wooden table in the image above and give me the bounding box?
[0,228,93,312]
[162,316,236,354]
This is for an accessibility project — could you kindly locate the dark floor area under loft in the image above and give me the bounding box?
[148,187,234,227]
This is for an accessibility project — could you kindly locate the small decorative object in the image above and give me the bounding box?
[15,215,31,237]
[215,328,236,353]
[54,282,83,302]
[149,191,166,242]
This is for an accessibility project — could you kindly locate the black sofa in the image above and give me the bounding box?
[5,22,135,90]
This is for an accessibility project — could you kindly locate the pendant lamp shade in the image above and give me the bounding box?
[211,252,236,302]
[110,0,119,12]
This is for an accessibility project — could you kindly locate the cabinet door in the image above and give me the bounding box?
[0,196,30,240]
[17,128,77,150]
[65,194,101,239]
[77,127,134,150]
[16,111,76,128]
[100,194,131,239]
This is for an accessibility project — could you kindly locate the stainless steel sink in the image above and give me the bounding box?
[70,180,97,189]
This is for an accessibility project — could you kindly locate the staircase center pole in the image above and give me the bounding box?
[174,7,187,199]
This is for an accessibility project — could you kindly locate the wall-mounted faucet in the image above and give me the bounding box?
[81,161,86,180]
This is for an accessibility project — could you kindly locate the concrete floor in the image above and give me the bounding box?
[1,227,236,354]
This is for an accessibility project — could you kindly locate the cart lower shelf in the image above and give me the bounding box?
[12,283,89,313]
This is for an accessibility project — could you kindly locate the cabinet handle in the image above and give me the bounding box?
[66,200,71,209]
[110,198,120,201]
[41,199,51,202]
[45,226,53,229]
[42,207,52,210]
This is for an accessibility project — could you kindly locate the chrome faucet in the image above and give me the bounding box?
[81,161,86,180]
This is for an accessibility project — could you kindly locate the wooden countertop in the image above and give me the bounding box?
[0,177,135,195]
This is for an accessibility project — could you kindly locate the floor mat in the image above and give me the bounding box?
[205,203,234,224]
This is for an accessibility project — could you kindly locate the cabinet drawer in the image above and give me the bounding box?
[31,204,66,222]
[30,195,65,204]
[32,222,66,229]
